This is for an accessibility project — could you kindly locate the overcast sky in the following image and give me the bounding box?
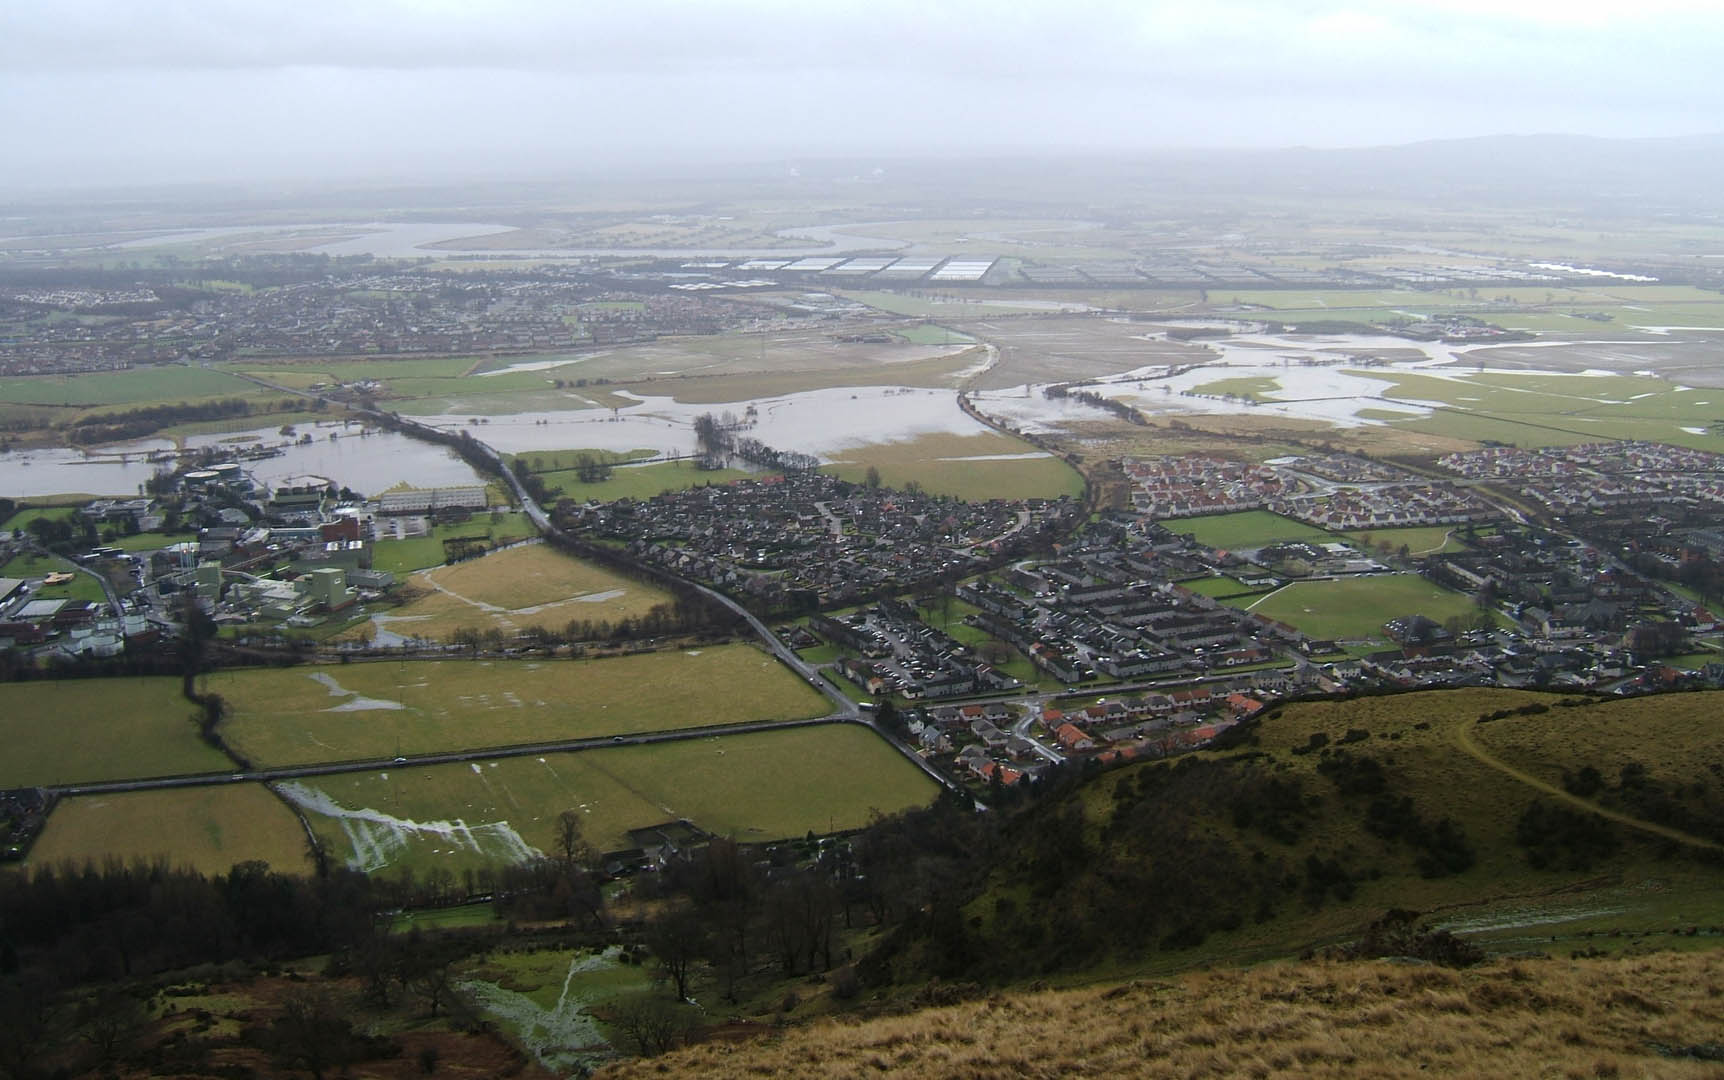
[2,0,1720,190]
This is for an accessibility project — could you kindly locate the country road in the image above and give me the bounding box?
[1450,718,1723,853]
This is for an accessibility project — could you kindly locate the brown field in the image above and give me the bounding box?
[824,431,1084,501]
[29,785,313,876]
[953,316,1214,389]
[597,949,1724,1080]
[342,543,671,643]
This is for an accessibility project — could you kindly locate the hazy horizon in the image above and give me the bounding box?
[3,0,1723,191]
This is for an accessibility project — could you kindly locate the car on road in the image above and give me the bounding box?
[610,735,626,743]
[393,756,407,764]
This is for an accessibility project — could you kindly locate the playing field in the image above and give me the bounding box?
[1163,510,1333,549]
[0,678,233,787]
[535,459,757,502]
[286,723,939,874]
[211,645,831,766]
[28,784,313,876]
[1240,573,1491,640]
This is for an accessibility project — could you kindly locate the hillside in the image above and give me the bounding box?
[862,688,1724,985]
[597,949,1724,1079]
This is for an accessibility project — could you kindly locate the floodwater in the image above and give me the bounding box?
[69,220,925,260]
[1,422,483,499]
[405,384,992,459]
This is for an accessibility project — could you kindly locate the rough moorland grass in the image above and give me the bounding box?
[596,950,1724,1080]
[1164,509,1333,549]
[0,678,233,786]
[823,431,1084,502]
[1241,573,1490,640]
[213,644,832,767]
[298,723,938,873]
[29,785,312,876]
[1469,693,1724,796]
[370,514,537,575]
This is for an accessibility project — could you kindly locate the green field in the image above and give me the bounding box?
[1240,573,1492,640]
[212,645,831,767]
[0,678,234,786]
[0,366,258,408]
[289,724,938,874]
[0,552,108,603]
[1342,525,1471,556]
[1178,574,1277,600]
[1164,510,1333,549]
[370,514,538,574]
[1365,369,1724,454]
[1190,376,1281,401]
[28,784,313,876]
[538,460,757,503]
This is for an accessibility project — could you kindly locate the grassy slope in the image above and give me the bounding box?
[29,784,313,876]
[938,689,1724,986]
[597,949,1724,1080]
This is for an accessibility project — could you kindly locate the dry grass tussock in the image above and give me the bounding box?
[597,949,1724,1079]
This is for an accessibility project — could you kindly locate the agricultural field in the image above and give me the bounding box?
[616,345,984,404]
[1366,369,1724,454]
[1238,573,1493,641]
[0,678,233,786]
[951,316,1213,389]
[369,513,537,575]
[28,784,313,876]
[352,543,671,643]
[287,724,938,874]
[0,365,258,408]
[211,644,831,766]
[1162,510,1333,549]
[823,430,1084,501]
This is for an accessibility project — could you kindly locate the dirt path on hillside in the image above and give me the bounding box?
[1450,719,1723,852]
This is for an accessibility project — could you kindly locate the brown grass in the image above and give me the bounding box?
[598,950,1724,1079]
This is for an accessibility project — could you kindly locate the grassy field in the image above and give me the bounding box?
[1163,510,1333,549]
[290,724,938,874]
[1365,369,1724,454]
[352,543,671,642]
[506,447,656,472]
[0,366,258,408]
[0,552,108,603]
[1190,375,1281,401]
[538,459,757,502]
[0,678,234,786]
[823,431,1084,501]
[1342,525,1471,556]
[1240,573,1491,640]
[212,645,831,766]
[370,513,538,574]
[1177,574,1277,600]
[29,784,313,876]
